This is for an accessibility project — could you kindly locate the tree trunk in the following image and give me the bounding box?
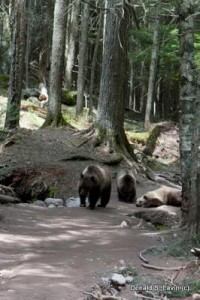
[178,0,196,228]
[144,16,160,129]
[76,2,90,116]
[88,13,102,116]
[4,0,27,130]
[95,0,135,158]
[64,0,80,90]
[42,0,68,127]
[189,71,200,233]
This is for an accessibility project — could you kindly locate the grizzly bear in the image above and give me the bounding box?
[136,186,182,207]
[116,169,136,203]
[78,165,111,209]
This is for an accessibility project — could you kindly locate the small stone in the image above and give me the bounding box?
[44,198,63,207]
[111,273,126,286]
[120,221,129,228]
[32,200,47,207]
[48,204,56,208]
[65,197,80,207]
[125,276,133,284]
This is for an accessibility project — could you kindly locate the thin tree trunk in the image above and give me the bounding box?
[4,0,27,130]
[144,16,160,129]
[88,13,102,116]
[25,0,31,87]
[76,2,90,116]
[178,0,196,228]
[42,0,68,127]
[64,0,80,90]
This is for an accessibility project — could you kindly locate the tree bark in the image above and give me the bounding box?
[42,0,68,127]
[76,1,90,116]
[95,0,135,159]
[4,0,27,130]
[178,0,196,228]
[144,16,160,129]
[64,0,80,90]
[88,13,102,116]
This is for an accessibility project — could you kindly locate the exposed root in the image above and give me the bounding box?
[142,263,184,271]
[61,155,95,162]
[138,248,150,264]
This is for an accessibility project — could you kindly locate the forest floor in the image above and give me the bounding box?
[0,96,199,300]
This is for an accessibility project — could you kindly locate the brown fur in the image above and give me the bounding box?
[136,186,182,207]
[78,165,111,209]
[116,169,136,203]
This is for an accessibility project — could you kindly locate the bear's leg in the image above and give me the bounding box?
[80,196,86,207]
[126,191,136,203]
[117,188,124,201]
[88,189,100,209]
[98,185,111,207]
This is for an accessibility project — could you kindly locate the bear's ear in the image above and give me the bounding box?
[90,176,96,183]
[143,195,148,200]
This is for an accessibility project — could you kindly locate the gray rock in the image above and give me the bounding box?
[65,197,80,207]
[48,204,56,208]
[32,200,47,207]
[111,273,126,286]
[44,198,64,207]
[125,276,133,284]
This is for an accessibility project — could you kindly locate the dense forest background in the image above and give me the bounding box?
[0,0,200,233]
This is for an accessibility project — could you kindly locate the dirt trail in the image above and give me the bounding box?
[0,202,160,300]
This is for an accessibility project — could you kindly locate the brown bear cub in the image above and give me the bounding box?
[116,169,136,203]
[136,186,182,207]
[78,165,111,209]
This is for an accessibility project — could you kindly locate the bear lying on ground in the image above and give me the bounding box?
[78,165,111,209]
[136,186,182,207]
[116,169,136,203]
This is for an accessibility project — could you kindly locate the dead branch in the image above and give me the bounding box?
[0,194,21,204]
[142,263,184,271]
[138,249,150,264]
[82,290,127,300]
[146,169,181,189]
[133,292,162,300]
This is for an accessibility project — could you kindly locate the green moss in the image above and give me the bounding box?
[126,131,149,143]
[62,90,77,106]
[154,224,170,231]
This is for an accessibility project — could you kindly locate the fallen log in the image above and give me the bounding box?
[0,194,21,204]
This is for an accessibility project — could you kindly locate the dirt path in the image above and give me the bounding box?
[0,123,195,300]
[0,202,161,300]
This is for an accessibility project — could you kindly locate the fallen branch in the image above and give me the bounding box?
[0,194,21,204]
[134,292,162,300]
[82,290,127,300]
[142,263,184,271]
[138,249,150,264]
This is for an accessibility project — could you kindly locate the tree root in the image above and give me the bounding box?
[146,168,181,189]
[138,248,150,264]
[142,263,184,271]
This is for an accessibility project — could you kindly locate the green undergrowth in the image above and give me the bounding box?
[166,280,200,298]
